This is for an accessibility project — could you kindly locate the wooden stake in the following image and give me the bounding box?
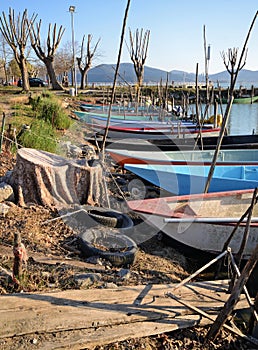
[167,292,258,347]
[0,112,6,153]
[13,232,22,283]
[205,243,258,343]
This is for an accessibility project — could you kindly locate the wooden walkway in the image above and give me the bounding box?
[0,280,251,349]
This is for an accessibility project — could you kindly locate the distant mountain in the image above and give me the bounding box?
[210,69,258,84]
[86,63,258,85]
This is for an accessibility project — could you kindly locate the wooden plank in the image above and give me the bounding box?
[0,280,250,346]
[33,315,211,350]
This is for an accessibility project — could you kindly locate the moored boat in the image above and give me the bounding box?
[221,95,258,104]
[87,134,258,151]
[107,148,258,167]
[73,109,169,123]
[90,123,220,140]
[124,164,258,195]
[127,189,258,259]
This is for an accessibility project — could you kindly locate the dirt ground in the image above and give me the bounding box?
[0,147,255,350]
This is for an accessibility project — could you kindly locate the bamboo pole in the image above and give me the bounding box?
[194,63,204,150]
[169,249,229,291]
[228,188,258,294]
[101,0,131,155]
[203,25,210,119]
[235,187,258,266]
[167,292,258,346]
[99,0,131,207]
[204,11,258,194]
[215,190,258,278]
[229,250,258,323]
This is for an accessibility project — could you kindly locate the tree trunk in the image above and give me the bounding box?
[20,58,30,92]
[7,148,106,209]
[80,69,87,90]
[44,58,63,90]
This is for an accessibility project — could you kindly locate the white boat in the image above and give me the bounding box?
[127,189,258,259]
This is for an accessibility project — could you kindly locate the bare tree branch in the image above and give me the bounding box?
[76,34,100,89]
[30,20,65,90]
[0,8,37,91]
[127,28,150,107]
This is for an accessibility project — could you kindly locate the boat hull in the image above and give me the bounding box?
[87,122,220,140]
[138,212,258,259]
[222,96,258,104]
[127,189,258,259]
[108,148,258,167]
[88,134,258,151]
[124,164,258,195]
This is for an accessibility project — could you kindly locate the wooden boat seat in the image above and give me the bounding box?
[173,202,197,216]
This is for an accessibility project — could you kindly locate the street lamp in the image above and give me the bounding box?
[69,5,77,96]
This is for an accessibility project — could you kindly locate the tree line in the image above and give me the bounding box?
[0,7,150,97]
[0,7,101,91]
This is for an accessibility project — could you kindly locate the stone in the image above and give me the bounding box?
[74,273,102,288]
[0,182,14,202]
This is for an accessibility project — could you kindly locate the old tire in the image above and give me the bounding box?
[84,206,134,230]
[78,227,138,267]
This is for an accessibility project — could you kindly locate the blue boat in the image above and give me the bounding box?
[124,164,258,195]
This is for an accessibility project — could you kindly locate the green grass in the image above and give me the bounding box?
[0,89,73,154]
[18,119,58,153]
[30,92,71,130]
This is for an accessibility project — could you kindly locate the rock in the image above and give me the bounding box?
[81,144,97,160]
[74,272,101,288]
[104,282,118,289]
[117,268,131,280]
[85,256,103,265]
[0,170,13,184]
[0,182,14,202]
[0,203,10,216]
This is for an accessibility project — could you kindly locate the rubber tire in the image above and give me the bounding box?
[85,206,134,230]
[88,210,120,228]
[78,229,138,267]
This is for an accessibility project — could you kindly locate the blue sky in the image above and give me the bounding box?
[1,1,258,74]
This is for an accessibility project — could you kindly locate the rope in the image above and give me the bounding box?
[101,160,128,203]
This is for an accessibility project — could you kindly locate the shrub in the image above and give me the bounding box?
[29,93,71,130]
[18,119,57,153]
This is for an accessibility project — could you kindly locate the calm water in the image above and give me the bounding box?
[226,103,258,135]
[199,103,258,135]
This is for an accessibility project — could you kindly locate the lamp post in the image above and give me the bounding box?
[69,5,77,96]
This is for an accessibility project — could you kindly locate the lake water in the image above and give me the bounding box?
[226,103,258,135]
[198,103,258,135]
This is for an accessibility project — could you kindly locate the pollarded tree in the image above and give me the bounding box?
[0,8,37,92]
[30,20,65,90]
[127,28,150,106]
[77,34,100,89]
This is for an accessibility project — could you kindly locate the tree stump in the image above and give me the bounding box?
[8,148,106,208]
